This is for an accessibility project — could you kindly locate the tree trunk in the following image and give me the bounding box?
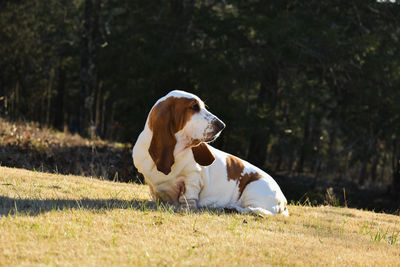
[54,62,66,131]
[370,154,379,183]
[298,100,312,173]
[359,160,368,185]
[101,92,107,137]
[246,67,278,168]
[46,68,55,127]
[79,0,100,136]
[247,131,269,168]
[392,139,400,198]
[94,81,103,137]
[10,82,20,120]
[380,152,387,182]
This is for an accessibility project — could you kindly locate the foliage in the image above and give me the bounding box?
[1,0,400,193]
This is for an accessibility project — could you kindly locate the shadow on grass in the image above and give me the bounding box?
[0,196,167,216]
[0,196,230,217]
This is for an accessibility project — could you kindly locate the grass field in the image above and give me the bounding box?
[0,166,399,266]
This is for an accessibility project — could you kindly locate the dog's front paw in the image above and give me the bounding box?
[179,196,198,211]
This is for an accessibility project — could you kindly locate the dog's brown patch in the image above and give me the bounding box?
[238,172,263,197]
[226,155,245,180]
[226,155,262,197]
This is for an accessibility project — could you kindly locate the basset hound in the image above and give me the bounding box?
[132,90,289,216]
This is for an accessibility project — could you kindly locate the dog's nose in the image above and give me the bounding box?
[213,119,226,132]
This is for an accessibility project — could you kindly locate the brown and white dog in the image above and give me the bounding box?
[132,90,288,216]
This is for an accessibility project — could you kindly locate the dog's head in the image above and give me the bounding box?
[147,90,225,175]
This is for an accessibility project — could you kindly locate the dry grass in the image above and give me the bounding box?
[0,118,109,148]
[0,118,136,181]
[0,166,399,266]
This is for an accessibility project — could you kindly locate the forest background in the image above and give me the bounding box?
[0,0,399,213]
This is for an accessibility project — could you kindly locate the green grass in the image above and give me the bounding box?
[1,166,399,266]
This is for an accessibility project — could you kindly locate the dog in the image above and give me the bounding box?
[132,90,288,216]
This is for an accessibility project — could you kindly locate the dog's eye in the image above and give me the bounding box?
[191,103,200,112]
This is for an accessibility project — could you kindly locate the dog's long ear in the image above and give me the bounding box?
[148,99,176,175]
[192,143,215,166]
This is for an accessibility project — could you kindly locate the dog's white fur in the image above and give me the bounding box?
[132,90,288,216]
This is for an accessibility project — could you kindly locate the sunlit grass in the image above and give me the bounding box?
[0,166,399,266]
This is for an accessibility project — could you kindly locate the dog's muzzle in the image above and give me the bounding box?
[213,119,226,133]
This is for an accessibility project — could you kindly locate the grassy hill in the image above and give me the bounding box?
[0,118,137,182]
[0,166,399,266]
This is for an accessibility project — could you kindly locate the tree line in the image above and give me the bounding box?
[1,0,400,196]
